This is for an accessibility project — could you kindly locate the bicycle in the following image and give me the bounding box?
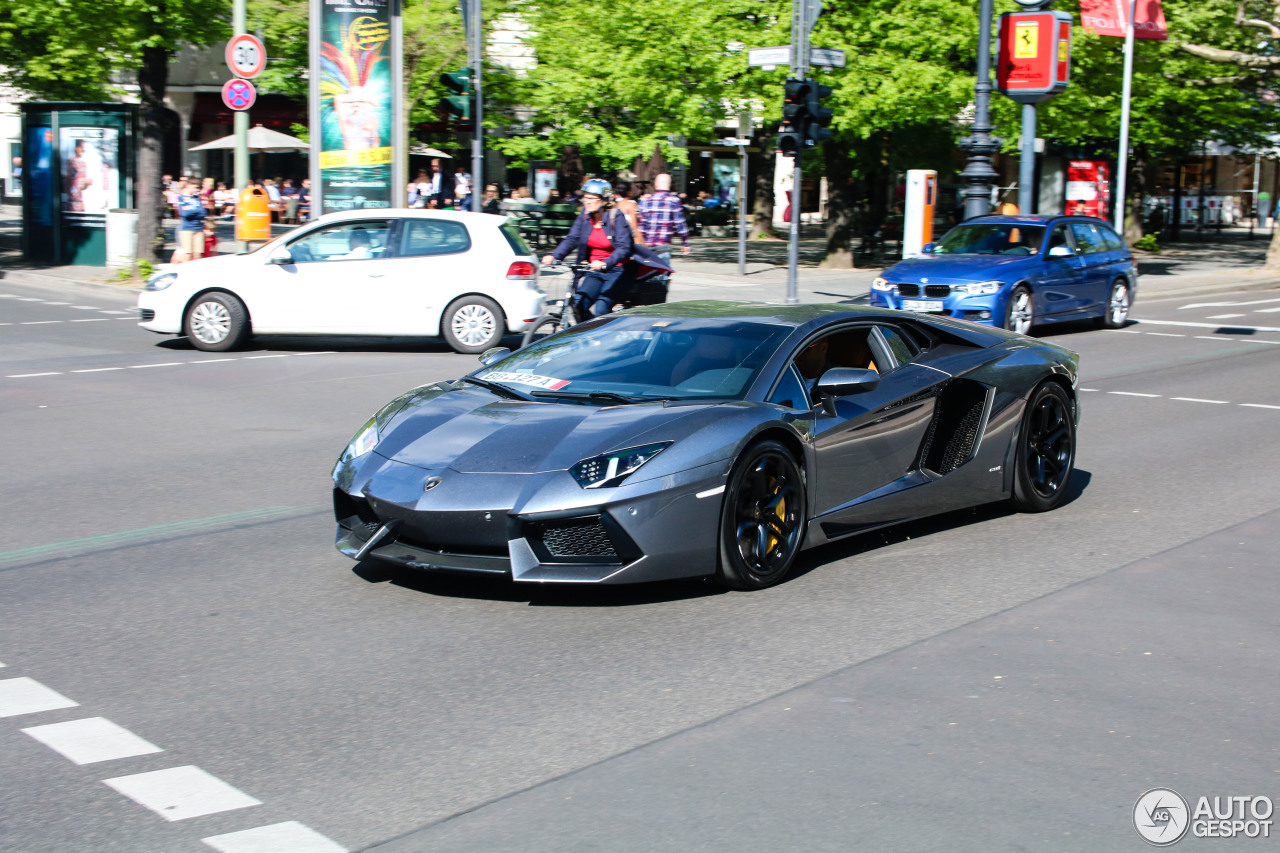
[521,260,670,348]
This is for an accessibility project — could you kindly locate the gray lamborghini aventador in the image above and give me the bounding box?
[332,301,1080,590]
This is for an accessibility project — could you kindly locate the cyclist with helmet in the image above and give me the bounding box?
[542,178,634,320]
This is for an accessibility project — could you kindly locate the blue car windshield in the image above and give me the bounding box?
[934,223,1046,255]
[476,316,792,402]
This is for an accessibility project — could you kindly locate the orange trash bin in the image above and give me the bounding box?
[236,187,272,242]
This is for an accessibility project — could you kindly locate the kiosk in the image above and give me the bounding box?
[902,169,938,258]
[19,103,137,266]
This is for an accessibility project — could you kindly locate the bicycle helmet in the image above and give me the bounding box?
[580,178,613,199]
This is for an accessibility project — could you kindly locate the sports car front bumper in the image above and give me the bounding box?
[333,453,731,584]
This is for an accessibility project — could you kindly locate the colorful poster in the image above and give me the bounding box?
[1066,160,1110,219]
[313,0,398,213]
[27,127,53,226]
[59,127,120,214]
[6,141,20,198]
[1079,0,1168,40]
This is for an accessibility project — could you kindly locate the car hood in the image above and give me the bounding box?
[885,255,1038,284]
[373,385,714,474]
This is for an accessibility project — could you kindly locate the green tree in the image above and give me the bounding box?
[0,0,229,265]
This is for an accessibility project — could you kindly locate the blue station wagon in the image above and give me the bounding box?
[868,215,1138,334]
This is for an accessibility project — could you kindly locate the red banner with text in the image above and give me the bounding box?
[1080,0,1168,40]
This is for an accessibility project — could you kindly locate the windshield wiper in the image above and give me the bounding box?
[530,390,651,404]
[462,376,532,400]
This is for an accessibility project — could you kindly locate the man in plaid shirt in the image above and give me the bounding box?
[638,173,691,263]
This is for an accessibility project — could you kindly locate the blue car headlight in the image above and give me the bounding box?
[871,276,895,292]
[955,280,1004,296]
[570,442,672,489]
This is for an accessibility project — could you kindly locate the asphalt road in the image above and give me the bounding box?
[1,280,1279,852]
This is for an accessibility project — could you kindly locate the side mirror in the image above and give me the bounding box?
[816,367,880,398]
[1048,245,1074,258]
[268,248,294,265]
[921,242,935,254]
[478,346,511,366]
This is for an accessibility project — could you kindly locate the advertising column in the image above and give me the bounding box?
[309,0,404,215]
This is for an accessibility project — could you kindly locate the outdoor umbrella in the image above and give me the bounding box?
[408,144,453,158]
[188,125,309,152]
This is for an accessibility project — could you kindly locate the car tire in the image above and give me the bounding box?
[520,308,574,349]
[1003,285,1034,335]
[442,295,506,354]
[1099,278,1131,328]
[1010,381,1076,513]
[184,291,249,352]
[716,440,808,590]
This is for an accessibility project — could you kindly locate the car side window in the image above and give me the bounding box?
[1045,224,1073,254]
[877,326,919,366]
[1069,222,1104,254]
[400,219,472,257]
[288,221,390,263]
[1096,224,1126,251]
[768,365,809,410]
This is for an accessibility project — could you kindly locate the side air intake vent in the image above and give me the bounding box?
[918,379,992,476]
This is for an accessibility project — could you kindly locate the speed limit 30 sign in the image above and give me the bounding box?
[226,33,266,79]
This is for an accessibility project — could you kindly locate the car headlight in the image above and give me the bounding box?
[871,276,895,292]
[339,416,380,465]
[955,280,1004,296]
[570,442,672,489]
[145,272,178,291]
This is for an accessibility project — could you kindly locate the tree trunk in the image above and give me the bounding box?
[819,140,853,268]
[135,45,170,265]
[559,144,583,195]
[748,126,776,239]
[1170,156,1183,242]
[1123,146,1146,245]
[1266,218,1280,269]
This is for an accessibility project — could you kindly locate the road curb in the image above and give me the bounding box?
[0,267,143,294]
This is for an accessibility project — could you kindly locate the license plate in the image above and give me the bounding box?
[901,300,944,312]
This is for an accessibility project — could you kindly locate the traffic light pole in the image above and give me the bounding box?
[469,0,483,212]
[785,0,812,305]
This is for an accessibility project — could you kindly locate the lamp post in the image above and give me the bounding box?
[959,0,999,219]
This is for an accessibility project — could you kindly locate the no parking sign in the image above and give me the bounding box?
[222,78,257,112]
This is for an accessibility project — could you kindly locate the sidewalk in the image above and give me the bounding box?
[2,205,1278,304]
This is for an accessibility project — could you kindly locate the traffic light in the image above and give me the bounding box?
[804,80,834,145]
[440,68,473,120]
[778,77,809,157]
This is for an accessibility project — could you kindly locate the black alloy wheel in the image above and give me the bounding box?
[717,440,807,590]
[1011,382,1076,512]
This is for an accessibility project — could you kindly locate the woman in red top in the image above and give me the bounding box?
[543,178,634,320]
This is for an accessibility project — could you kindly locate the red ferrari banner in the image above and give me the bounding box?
[1080,0,1168,40]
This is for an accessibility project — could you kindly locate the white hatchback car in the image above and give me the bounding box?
[137,209,545,354]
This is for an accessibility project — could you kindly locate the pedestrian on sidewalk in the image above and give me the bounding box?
[171,178,206,263]
[638,172,691,267]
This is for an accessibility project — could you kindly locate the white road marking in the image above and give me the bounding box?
[1079,388,1099,392]
[20,320,62,325]
[41,301,71,306]
[1145,332,1184,337]
[1240,339,1280,344]
[70,318,110,322]
[1113,329,1143,334]
[1241,403,1280,410]
[1206,313,1247,319]
[245,354,290,359]
[129,362,184,368]
[202,821,347,853]
[696,485,726,499]
[292,351,338,356]
[1132,318,1280,332]
[0,294,19,298]
[1108,391,1160,398]
[71,367,124,373]
[69,305,101,310]
[191,358,235,363]
[15,297,42,302]
[99,310,131,315]
[114,317,135,320]
[1179,297,1280,309]
[1195,336,1225,341]
[7,372,62,378]
[0,323,10,326]
[1257,307,1280,313]
[1171,397,1228,404]
[0,677,79,717]
[22,717,163,765]
[102,765,262,821]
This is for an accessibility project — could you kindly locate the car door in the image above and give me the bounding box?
[1067,221,1111,315]
[797,326,949,531]
[249,219,394,333]
[364,217,476,335]
[1034,222,1087,318]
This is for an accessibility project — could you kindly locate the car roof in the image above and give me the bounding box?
[311,208,509,225]
[959,214,1117,229]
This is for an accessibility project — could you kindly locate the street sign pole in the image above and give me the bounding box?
[785,0,816,304]
[232,0,249,250]
[1113,0,1137,235]
[1019,103,1036,213]
[470,0,484,211]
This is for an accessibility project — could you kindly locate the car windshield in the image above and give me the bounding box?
[934,223,1046,256]
[475,315,792,402]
